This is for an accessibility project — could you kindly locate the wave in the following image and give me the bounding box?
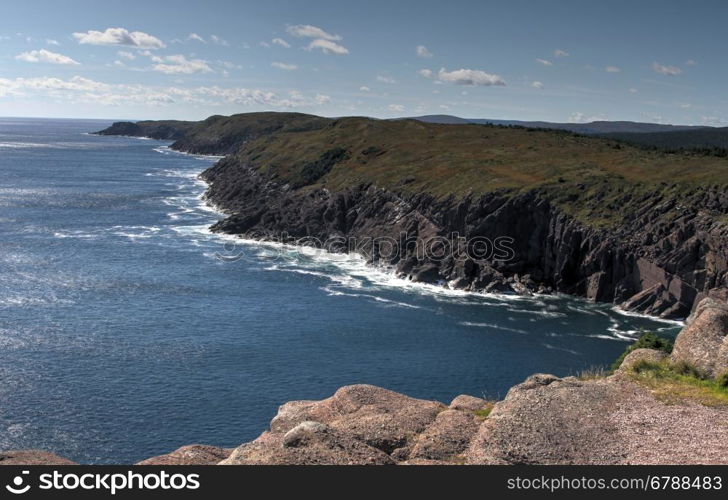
[459,321,528,334]
[610,306,685,326]
[153,145,225,161]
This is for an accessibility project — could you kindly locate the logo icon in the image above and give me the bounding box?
[6,471,30,495]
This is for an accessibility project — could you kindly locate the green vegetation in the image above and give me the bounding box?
[717,371,728,389]
[629,359,728,406]
[577,366,609,380]
[610,332,674,372]
[231,116,728,229]
[603,127,728,155]
[104,112,728,230]
[472,403,495,421]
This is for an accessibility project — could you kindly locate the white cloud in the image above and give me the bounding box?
[628,88,638,93]
[188,33,206,43]
[605,66,621,73]
[686,59,697,66]
[377,75,396,84]
[416,45,433,58]
[701,116,728,126]
[531,81,544,89]
[568,112,606,123]
[418,69,433,78]
[554,49,569,57]
[118,50,136,60]
[436,68,506,86]
[0,75,332,109]
[388,104,405,112]
[359,86,370,92]
[15,49,80,65]
[305,38,349,55]
[210,35,229,46]
[152,54,212,74]
[272,37,291,48]
[286,24,341,41]
[73,27,166,49]
[46,39,60,46]
[652,62,682,76]
[536,58,553,66]
[271,62,298,71]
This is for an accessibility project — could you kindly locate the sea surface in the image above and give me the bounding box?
[0,118,682,464]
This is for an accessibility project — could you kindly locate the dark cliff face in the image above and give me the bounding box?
[97,113,728,319]
[202,158,728,319]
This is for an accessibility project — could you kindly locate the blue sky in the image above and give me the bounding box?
[0,0,726,124]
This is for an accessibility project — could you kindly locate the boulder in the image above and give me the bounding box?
[220,422,395,465]
[0,450,76,465]
[284,384,445,453]
[409,410,480,461]
[671,297,728,377]
[137,445,231,465]
[615,348,668,375]
[269,400,317,433]
[449,394,489,411]
[465,376,625,464]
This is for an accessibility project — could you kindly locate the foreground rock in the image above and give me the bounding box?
[0,450,76,465]
[137,445,232,465]
[671,295,728,377]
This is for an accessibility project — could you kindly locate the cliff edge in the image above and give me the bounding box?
[97,113,728,319]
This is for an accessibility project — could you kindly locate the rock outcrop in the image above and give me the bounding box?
[0,450,77,465]
[202,158,728,319]
[137,445,232,465]
[671,294,728,376]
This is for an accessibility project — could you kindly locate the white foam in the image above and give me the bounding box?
[542,343,581,355]
[153,145,224,161]
[459,322,527,334]
[152,149,686,341]
[611,306,685,326]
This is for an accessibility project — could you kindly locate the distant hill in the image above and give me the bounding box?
[408,114,707,135]
[601,127,728,153]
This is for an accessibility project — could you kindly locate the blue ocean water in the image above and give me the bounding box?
[0,118,681,464]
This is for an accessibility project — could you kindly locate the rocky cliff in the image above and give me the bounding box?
[7,296,728,465]
[97,113,728,319]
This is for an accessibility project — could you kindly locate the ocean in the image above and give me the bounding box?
[0,117,682,464]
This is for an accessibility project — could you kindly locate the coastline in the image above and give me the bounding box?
[151,136,688,328]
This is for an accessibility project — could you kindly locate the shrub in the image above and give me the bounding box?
[717,371,728,388]
[610,332,674,372]
[671,360,707,380]
[578,366,608,380]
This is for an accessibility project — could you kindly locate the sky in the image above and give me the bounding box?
[0,0,726,124]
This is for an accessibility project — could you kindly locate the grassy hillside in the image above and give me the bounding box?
[234,117,728,226]
[411,115,706,134]
[171,112,331,154]
[602,127,728,155]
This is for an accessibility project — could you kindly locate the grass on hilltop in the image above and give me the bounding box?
[234,117,728,229]
[629,360,728,407]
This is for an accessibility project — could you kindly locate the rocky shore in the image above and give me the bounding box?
[5,295,728,465]
[97,113,728,319]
